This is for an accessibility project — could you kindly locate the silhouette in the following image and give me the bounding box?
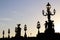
[42,2,55,34]
[45,21,48,29]
[24,24,27,38]
[8,29,10,38]
[3,30,5,38]
[0,2,60,40]
[42,2,55,21]
[37,21,40,35]
[15,24,21,37]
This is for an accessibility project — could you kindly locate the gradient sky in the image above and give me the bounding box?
[0,0,60,38]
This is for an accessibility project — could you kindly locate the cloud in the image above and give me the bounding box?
[0,18,14,21]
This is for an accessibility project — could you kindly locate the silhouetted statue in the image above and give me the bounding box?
[24,24,27,38]
[48,20,54,29]
[45,21,54,29]
[45,21,48,29]
[8,29,10,38]
[37,21,40,34]
[3,30,5,38]
[15,24,21,37]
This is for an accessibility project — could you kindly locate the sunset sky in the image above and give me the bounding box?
[0,0,60,38]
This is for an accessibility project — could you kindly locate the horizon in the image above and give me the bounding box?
[0,0,60,38]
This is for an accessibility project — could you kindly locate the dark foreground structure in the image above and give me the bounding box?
[0,3,60,40]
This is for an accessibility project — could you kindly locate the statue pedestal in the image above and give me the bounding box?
[45,28,55,34]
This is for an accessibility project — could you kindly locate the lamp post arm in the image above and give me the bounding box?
[51,9,56,16]
[42,10,47,16]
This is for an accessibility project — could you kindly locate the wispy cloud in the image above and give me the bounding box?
[0,18,14,21]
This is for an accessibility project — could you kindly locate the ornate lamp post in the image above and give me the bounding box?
[8,29,10,38]
[24,24,27,37]
[42,2,56,21]
[37,21,40,34]
[42,2,56,33]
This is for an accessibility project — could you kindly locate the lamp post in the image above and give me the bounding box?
[42,2,56,21]
[42,2,56,33]
[8,29,10,38]
[3,30,5,38]
[24,24,27,37]
[37,21,40,34]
